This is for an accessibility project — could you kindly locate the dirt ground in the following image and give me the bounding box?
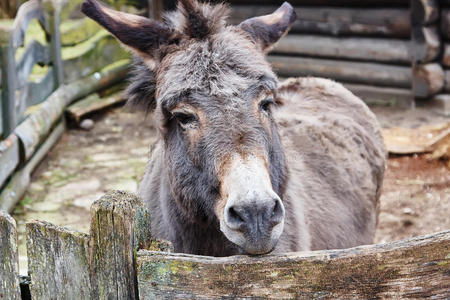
[11,104,450,274]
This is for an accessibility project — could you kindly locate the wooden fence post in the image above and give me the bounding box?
[26,220,91,299]
[89,190,142,300]
[0,210,21,300]
[43,0,63,87]
[0,37,17,139]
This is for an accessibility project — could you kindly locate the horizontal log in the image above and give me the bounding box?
[272,35,410,64]
[343,83,413,108]
[411,0,439,26]
[0,134,19,189]
[0,122,64,213]
[0,210,21,300]
[66,92,124,123]
[137,230,450,299]
[14,59,129,161]
[26,220,91,300]
[412,63,444,97]
[60,18,101,46]
[268,55,411,88]
[411,26,441,64]
[230,6,410,38]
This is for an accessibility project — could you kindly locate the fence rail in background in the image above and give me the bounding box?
[0,191,449,299]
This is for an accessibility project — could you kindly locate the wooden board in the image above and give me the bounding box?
[137,230,450,299]
[66,92,125,123]
[26,220,91,300]
[272,35,410,64]
[412,63,445,97]
[0,134,19,189]
[0,210,21,300]
[230,6,410,38]
[268,55,411,88]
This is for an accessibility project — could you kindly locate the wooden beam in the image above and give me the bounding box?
[268,55,411,88]
[0,210,21,300]
[89,191,142,300]
[26,220,91,299]
[272,35,410,64]
[411,0,439,26]
[66,92,125,123]
[15,40,50,89]
[230,6,410,38]
[0,134,20,189]
[412,63,444,97]
[1,41,17,139]
[137,230,450,299]
[410,26,440,64]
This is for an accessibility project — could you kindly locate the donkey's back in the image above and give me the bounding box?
[275,77,386,251]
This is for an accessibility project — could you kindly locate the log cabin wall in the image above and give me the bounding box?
[225,0,416,107]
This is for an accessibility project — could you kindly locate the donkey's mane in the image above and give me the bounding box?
[126,0,230,112]
[167,0,230,39]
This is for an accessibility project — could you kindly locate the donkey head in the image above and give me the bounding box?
[82,0,296,255]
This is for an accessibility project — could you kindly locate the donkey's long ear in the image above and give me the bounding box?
[239,2,296,52]
[81,0,172,57]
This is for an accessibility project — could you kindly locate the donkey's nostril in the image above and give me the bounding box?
[226,206,246,230]
[269,198,285,227]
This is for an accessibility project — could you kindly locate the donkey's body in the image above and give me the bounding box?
[83,0,386,256]
[139,77,385,255]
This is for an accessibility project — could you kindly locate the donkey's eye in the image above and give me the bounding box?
[173,112,197,128]
[259,98,275,113]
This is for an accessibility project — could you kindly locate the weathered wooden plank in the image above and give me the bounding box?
[44,2,63,87]
[272,34,410,64]
[411,0,439,26]
[14,59,129,161]
[412,63,444,97]
[66,91,124,123]
[230,6,411,38]
[137,230,450,299]
[268,55,411,88]
[1,42,17,138]
[0,210,21,300]
[0,134,19,189]
[410,26,441,64]
[26,220,91,299]
[16,40,50,89]
[62,32,129,83]
[23,67,56,107]
[0,122,64,213]
[89,191,142,300]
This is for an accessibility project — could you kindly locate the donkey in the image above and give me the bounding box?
[82,0,386,256]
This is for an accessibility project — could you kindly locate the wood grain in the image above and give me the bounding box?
[137,230,450,299]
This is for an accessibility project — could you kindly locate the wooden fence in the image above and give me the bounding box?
[0,0,134,209]
[0,190,449,299]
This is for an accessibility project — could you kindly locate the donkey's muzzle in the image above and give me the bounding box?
[221,194,285,255]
